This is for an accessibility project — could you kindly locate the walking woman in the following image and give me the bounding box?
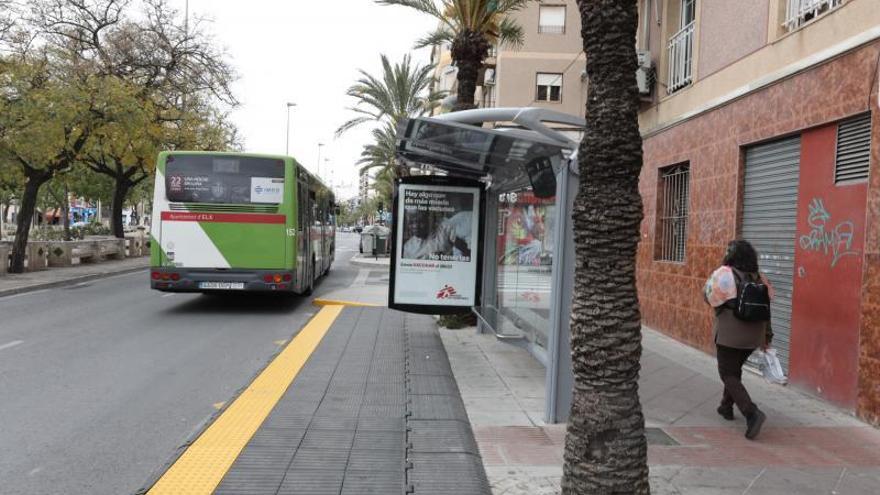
[704,240,773,440]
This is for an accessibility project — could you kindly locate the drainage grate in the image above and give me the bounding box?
[645,427,679,446]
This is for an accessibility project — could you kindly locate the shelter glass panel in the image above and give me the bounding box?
[495,188,556,348]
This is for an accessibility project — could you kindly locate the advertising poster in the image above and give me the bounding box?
[389,177,484,314]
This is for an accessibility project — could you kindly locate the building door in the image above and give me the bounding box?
[741,136,801,372]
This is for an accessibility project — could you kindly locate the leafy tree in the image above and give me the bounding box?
[377,0,529,110]
[0,58,97,272]
[562,1,650,493]
[22,0,239,237]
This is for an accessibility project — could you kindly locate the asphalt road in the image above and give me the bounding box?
[0,232,364,495]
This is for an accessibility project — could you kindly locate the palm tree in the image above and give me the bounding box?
[336,54,443,136]
[355,124,398,178]
[337,54,443,179]
[561,1,650,493]
[377,0,529,111]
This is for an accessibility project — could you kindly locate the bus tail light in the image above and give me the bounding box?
[282,273,292,282]
[279,284,288,290]
[161,273,171,281]
[263,274,273,283]
[151,272,161,280]
[273,274,283,284]
[170,273,181,281]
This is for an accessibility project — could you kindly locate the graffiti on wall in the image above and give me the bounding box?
[798,198,859,268]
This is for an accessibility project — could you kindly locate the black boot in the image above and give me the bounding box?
[717,405,734,421]
[745,408,766,440]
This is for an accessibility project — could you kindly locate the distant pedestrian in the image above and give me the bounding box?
[704,240,773,440]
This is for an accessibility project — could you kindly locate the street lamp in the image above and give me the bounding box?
[317,143,324,178]
[285,102,297,155]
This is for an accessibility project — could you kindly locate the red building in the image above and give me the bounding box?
[636,0,880,423]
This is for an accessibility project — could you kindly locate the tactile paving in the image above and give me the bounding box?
[148,306,489,495]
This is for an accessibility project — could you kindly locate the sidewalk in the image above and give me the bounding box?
[441,326,880,495]
[143,305,491,495]
[348,253,390,269]
[0,257,149,297]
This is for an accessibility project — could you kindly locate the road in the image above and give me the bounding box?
[0,232,364,495]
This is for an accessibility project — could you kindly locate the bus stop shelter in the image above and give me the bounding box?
[395,107,584,423]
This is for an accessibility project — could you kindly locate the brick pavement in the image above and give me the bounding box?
[441,326,880,494]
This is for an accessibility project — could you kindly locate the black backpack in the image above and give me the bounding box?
[728,269,771,322]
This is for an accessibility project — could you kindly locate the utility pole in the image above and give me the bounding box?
[285,102,297,155]
[317,143,324,179]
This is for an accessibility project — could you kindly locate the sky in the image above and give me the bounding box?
[168,0,437,200]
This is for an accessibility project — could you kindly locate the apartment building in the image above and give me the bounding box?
[634,0,880,424]
[358,169,372,206]
[431,0,586,123]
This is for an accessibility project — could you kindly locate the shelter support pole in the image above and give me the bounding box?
[545,157,577,424]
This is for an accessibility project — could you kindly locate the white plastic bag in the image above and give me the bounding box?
[758,348,788,385]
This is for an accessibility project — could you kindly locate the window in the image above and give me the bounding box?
[680,0,696,28]
[536,73,562,102]
[835,113,872,184]
[165,155,285,204]
[655,164,690,262]
[539,5,566,34]
[667,0,696,94]
[784,0,844,32]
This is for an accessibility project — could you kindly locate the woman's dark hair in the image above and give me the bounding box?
[723,240,760,273]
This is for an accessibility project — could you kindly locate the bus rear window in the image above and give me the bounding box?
[165,155,285,204]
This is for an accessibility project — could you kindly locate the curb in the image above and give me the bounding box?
[0,263,149,298]
[349,256,391,269]
[312,298,380,308]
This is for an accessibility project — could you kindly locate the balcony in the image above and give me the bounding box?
[667,21,695,94]
[784,0,843,31]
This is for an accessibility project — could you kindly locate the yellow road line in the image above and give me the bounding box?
[312,298,379,308]
[148,305,344,495]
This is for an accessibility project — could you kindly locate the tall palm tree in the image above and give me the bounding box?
[337,54,443,180]
[336,54,443,136]
[355,124,398,177]
[377,0,529,111]
[562,0,650,493]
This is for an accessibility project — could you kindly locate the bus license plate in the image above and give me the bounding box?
[198,282,245,290]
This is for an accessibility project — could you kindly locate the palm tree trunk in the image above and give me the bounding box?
[451,30,489,111]
[562,1,650,493]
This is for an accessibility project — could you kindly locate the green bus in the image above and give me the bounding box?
[150,151,335,294]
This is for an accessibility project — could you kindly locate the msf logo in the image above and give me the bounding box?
[436,285,458,299]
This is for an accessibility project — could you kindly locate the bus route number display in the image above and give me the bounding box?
[389,176,485,315]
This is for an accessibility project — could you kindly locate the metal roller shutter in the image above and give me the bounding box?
[742,136,801,372]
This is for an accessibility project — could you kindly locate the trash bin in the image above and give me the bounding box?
[375,234,389,255]
[360,232,375,254]
[359,225,391,256]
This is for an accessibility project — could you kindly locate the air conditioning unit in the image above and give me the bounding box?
[484,68,496,86]
[635,50,654,96]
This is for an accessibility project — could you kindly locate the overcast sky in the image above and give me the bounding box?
[168,0,437,199]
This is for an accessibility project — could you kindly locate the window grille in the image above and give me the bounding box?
[538,5,566,34]
[667,21,695,94]
[835,113,872,184]
[784,0,843,31]
[656,165,690,262]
